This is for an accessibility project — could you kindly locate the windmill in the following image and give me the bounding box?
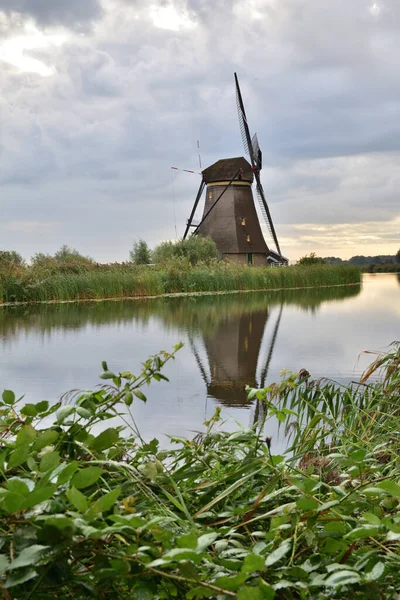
[183,73,288,266]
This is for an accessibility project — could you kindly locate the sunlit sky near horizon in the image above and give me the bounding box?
[0,0,399,261]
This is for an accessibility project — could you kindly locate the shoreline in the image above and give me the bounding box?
[0,281,362,308]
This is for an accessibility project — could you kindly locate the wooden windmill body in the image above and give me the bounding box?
[198,157,269,266]
[184,74,288,266]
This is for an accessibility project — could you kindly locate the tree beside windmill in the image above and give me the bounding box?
[184,74,288,266]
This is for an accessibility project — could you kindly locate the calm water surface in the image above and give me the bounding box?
[0,274,399,450]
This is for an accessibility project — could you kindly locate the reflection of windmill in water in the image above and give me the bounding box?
[188,302,283,409]
[183,73,288,266]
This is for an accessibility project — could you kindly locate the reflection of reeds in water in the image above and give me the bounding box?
[0,284,361,342]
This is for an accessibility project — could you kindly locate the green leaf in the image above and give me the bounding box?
[8,444,30,468]
[90,428,119,452]
[317,500,340,512]
[362,487,387,497]
[0,554,10,575]
[325,570,361,587]
[177,534,198,549]
[133,390,147,402]
[40,451,60,473]
[349,448,367,462]
[196,533,218,552]
[56,406,75,424]
[238,587,263,600]
[33,430,59,452]
[2,492,25,513]
[72,467,103,489]
[162,549,200,562]
[4,568,37,589]
[213,573,248,591]
[364,562,385,582]
[7,478,31,496]
[383,517,400,533]
[346,526,380,540]
[132,583,155,600]
[363,512,381,526]
[17,425,37,445]
[376,480,400,496]
[258,579,275,599]
[91,487,120,513]
[67,486,88,513]
[296,497,319,511]
[23,485,57,509]
[57,461,79,485]
[36,401,49,413]
[2,390,15,405]
[124,391,133,406]
[265,540,291,567]
[21,404,39,417]
[100,371,116,380]
[141,462,158,481]
[76,407,92,419]
[9,545,48,570]
[241,554,265,573]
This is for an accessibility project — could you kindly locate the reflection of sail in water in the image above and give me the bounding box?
[189,303,283,407]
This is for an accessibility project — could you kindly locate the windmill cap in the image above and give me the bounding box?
[202,157,253,184]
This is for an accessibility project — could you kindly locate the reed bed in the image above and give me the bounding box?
[0,263,361,304]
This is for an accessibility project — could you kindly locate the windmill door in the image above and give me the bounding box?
[247,253,253,265]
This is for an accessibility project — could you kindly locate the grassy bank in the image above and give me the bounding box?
[0,262,361,304]
[0,343,399,598]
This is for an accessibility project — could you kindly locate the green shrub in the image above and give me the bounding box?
[152,236,218,265]
[297,252,326,266]
[0,344,399,597]
[129,239,152,265]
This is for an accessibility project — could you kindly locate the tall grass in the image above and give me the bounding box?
[0,263,361,304]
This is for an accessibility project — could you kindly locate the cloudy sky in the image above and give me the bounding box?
[0,0,399,262]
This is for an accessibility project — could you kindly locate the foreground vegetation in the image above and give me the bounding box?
[0,342,400,598]
[0,245,360,304]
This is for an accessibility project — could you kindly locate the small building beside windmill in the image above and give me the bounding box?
[197,156,271,266]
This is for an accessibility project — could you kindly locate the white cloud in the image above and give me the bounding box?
[150,3,196,31]
[0,20,68,75]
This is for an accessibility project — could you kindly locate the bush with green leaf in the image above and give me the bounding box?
[297,252,326,266]
[152,236,218,266]
[130,239,152,265]
[0,343,400,597]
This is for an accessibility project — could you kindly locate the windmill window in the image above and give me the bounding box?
[241,218,246,226]
[247,235,251,243]
[209,192,212,199]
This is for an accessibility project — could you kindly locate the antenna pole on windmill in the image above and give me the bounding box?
[197,140,202,171]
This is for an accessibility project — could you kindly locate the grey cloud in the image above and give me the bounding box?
[0,0,103,29]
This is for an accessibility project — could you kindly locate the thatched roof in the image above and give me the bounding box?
[202,157,253,184]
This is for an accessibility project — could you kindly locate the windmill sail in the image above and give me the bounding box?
[234,73,285,261]
[235,73,253,162]
[251,133,262,171]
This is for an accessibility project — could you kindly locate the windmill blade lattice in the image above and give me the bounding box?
[255,184,277,252]
[254,170,282,256]
[235,75,254,161]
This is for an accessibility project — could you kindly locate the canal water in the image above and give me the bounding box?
[0,274,399,450]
